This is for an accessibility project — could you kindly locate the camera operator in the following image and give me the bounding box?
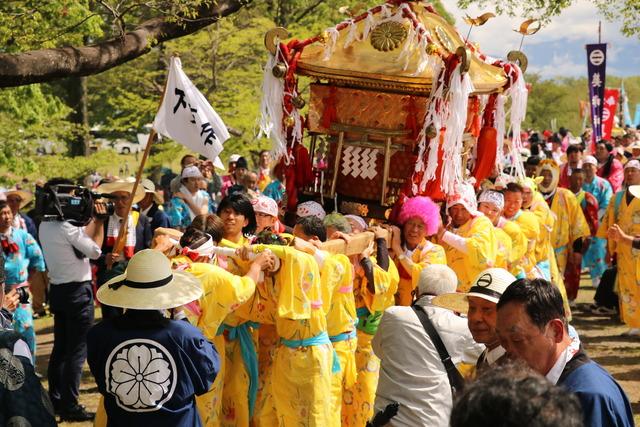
[39,178,105,422]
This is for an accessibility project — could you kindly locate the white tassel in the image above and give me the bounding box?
[495,93,506,172]
[507,64,528,180]
[259,49,287,162]
[322,27,339,61]
[361,12,376,41]
[343,19,358,48]
[440,65,475,194]
[397,24,417,71]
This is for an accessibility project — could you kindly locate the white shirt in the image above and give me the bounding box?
[372,297,484,426]
[39,221,102,284]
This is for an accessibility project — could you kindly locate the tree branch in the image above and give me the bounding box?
[0,0,250,88]
[294,0,324,23]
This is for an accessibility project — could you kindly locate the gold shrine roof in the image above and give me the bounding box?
[296,3,508,95]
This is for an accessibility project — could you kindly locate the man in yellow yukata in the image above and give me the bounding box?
[537,160,590,282]
[436,183,498,292]
[170,227,275,427]
[477,190,527,278]
[597,160,640,336]
[389,196,446,306]
[502,182,542,279]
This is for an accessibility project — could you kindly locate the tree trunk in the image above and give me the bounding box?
[0,0,249,88]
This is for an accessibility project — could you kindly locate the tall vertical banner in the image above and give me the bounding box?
[602,88,619,140]
[634,104,640,127]
[586,44,607,144]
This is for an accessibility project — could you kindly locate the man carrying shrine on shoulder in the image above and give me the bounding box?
[436,183,497,292]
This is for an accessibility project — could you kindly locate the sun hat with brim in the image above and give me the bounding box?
[141,178,164,205]
[96,179,146,204]
[4,188,33,210]
[432,268,517,314]
[630,185,640,199]
[97,249,202,310]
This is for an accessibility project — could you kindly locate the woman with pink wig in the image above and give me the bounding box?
[389,196,447,306]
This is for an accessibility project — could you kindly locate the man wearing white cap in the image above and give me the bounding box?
[373,264,483,426]
[252,195,281,234]
[582,155,613,289]
[166,165,211,230]
[433,268,516,372]
[295,200,326,221]
[139,178,170,233]
[87,249,219,426]
[597,160,640,335]
[477,191,527,278]
[436,183,497,292]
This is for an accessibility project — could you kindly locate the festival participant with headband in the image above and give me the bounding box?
[478,190,527,278]
[502,182,542,279]
[87,249,219,427]
[390,196,446,306]
[172,227,275,427]
[582,155,613,288]
[344,215,368,233]
[597,160,640,336]
[436,183,497,292]
[537,160,590,289]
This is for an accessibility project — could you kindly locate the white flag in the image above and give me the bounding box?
[153,57,229,169]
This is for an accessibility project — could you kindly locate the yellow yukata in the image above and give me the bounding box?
[322,254,356,427]
[508,210,540,278]
[597,191,640,327]
[394,238,446,306]
[342,259,399,427]
[168,256,257,427]
[547,188,591,275]
[241,245,334,426]
[493,226,512,270]
[443,215,498,292]
[216,237,260,427]
[529,193,556,277]
[497,218,528,277]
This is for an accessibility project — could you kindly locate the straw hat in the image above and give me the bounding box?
[141,178,164,205]
[96,178,146,204]
[3,188,33,210]
[97,249,202,310]
[432,268,517,314]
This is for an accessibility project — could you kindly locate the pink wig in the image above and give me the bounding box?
[397,196,441,236]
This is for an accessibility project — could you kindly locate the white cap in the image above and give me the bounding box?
[296,201,326,220]
[181,165,203,179]
[478,190,505,211]
[229,154,241,163]
[583,155,598,166]
[252,195,279,218]
[624,160,640,171]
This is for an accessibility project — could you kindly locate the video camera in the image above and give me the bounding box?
[35,183,116,226]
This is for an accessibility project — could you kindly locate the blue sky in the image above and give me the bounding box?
[447,0,640,79]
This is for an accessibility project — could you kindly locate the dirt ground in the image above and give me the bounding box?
[34,277,640,426]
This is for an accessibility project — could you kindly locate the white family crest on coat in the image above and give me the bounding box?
[105,339,178,412]
[153,57,230,170]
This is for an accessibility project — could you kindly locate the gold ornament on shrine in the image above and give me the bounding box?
[284,116,296,127]
[370,21,408,52]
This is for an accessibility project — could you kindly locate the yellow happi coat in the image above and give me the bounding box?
[322,254,357,426]
[507,210,540,278]
[548,188,591,275]
[493,227,511,270]
[342,258,399,427]
[497,217,528,277]
[394,238,446,306]
[597,191,640,328]
[443,215,498,292]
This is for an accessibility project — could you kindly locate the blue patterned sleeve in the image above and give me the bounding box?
[23,232,46,272]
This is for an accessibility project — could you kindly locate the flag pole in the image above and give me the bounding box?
[110,56,173,263]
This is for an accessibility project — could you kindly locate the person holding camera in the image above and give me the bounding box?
[0,199,45,357]
[94,179,152,320]
[39,178,106,422]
